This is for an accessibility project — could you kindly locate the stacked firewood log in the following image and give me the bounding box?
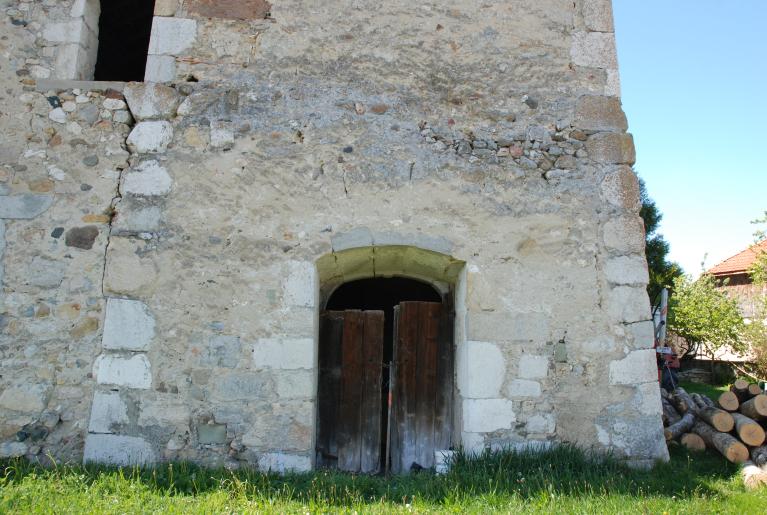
[661,379,767,471]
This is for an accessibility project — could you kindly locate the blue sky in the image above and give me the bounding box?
[613,1,767,275]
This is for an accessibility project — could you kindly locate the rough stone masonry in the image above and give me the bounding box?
[0,0,668,471]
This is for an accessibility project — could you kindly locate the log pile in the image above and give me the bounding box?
[661,383,767,465]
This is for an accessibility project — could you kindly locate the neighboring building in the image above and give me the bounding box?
[0,1,667,471]
[709,240,767,320]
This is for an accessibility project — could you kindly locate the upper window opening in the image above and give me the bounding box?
[94,0,156,81]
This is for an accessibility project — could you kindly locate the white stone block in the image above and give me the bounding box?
[283,261,316,308]
[274,370,315,399]
[210,121,235,150]
[102,298,156,351]
[253,338,314,370]
[628,320,655,349]
[609,349,657,385]
[122,160,173,196]
[434,449,455,474]
[43,20,84,44]
[606,68,621,97]
[462,399,516,433]
[126,121,174,154]
[148,17,197,55]
[460,432,486,455]
[84,434,155,466]
[123,82,181,121]
[507,379,542,398]
[257,452,311,473]
[70,0,100,32]
[144,55,177,83]
[95,354,152,389]
[604,256,649,286]
[582,0,614,32]
[525,414,556,434]
[457,340,505,398]
[635,382,663,416]
[606,286,651,324]
[138,399,189,428]
[603,216,645,254]
[88,391,129,433]
[518,354,548,379]
[571,31,618,69]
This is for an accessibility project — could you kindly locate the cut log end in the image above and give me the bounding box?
[748,383,764,396]
[725,442,750,464]
[705,409,735,433]
[717,391,739,412]
[741,395,767,420]
[680,433,706,452]
[733,378,749,391]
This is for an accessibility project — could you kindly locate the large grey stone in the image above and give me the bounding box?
[457,340,505,399]
[198,335,242,368]
[603,216,645,254]
[253,338,313,370]
[88,391,129,433]
[0,383,51,413]
[586,132,636,165]
[123,82,181,120]
[126,122,174,154]
[462,399,516,433]
[601,166,641,212]
[575,95,627,132]
[582,0,614,32]
[571,31,618,69]
[84,434,155,466]
[148,17,197,55]
[467,312,549,342]
[0,195,53,219]
[518,354,549,379]
[197,424,227,444]
[0,441,28,458]
[102,298,156,351]
[212,372,273,401]
[257,453,312,473]
[606,286,651,324]
[609,350,657,385]
[604,256,649,286]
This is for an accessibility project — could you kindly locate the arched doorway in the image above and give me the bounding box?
[316,275,456,474]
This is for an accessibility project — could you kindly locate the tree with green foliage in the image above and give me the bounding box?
[744,211,767,380]
[639,178,683,302]
[667,273,745,360]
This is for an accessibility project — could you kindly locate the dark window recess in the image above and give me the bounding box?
[94,0,156,81]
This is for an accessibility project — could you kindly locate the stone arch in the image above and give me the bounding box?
[314,242,467,472]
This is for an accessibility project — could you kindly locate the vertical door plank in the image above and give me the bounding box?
[389,306,401,474]
[317,312,345,463]
[338,310,363,472]
[360,310,384,473]
[392,301,454,473]
[415,302,440,469]
[435,298,455,452]
[392,302,420,473]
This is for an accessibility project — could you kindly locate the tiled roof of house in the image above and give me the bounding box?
[708,239,767,276]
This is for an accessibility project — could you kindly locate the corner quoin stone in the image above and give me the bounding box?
[127,122,174,154]
[609,349,658,385]
[102,298,156,351]
[586,132,636,165]
[575,95,628,132]
[95,354,152,389]
[84,434,155,466]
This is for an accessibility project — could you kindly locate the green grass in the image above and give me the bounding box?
[1,445,765,514]
[679,380,731,400]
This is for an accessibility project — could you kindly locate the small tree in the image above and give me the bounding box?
[667,273,745,361]
[639,178,683,302]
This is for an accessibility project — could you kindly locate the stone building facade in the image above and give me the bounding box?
[0,0,668,471]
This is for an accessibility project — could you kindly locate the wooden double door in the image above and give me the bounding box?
[317,301,454,474]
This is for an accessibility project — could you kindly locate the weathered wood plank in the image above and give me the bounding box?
[338,311,363,472]
[435,297,454,452]
[415,303,439,469]
[317,311,345,463]
[360,311,384,473]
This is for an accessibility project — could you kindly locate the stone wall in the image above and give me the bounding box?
[0,0,667,470]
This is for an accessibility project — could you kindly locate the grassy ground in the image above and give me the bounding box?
[678,380,731,400]
[1,445,765,514]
